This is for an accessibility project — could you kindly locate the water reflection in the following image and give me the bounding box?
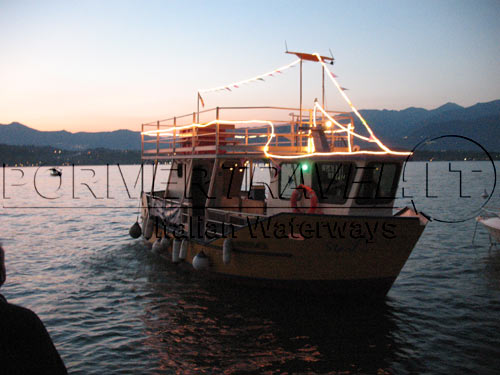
[139,254,409,374]
[3,164,499,374]
[484,247,500,291]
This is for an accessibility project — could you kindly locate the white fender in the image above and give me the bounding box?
[179,239,188,260]
[160,236,170,252]
[192,251,209,271]
[143,215,154,240]
[223,238,232,265]
[152,238,162,254]
[172,239,181,263]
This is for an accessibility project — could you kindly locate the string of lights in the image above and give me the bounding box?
[312,53,396,154]
[142,52,412,158]
[198,59,301,94]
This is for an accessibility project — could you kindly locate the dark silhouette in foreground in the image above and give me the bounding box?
[0,245,67,374]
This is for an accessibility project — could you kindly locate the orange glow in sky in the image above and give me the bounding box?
[0,1,499,133]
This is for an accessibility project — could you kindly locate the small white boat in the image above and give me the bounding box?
[477,213,500,244]
[49,167,62,177]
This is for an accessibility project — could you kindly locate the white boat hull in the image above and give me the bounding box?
[478,217,500,242]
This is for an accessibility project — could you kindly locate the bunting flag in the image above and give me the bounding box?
[198,58,301,95]
[146,52,412,158]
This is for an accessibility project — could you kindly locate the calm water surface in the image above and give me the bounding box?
[1,162,499,374]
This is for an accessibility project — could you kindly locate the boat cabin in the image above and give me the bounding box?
[141,106,405,240]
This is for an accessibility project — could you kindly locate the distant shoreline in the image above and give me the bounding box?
[1,144,499,166]
[404,150,500,161]
[0,144,140,166]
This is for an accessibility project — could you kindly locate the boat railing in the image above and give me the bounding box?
[205,207,266,238]
[141,106,354,160]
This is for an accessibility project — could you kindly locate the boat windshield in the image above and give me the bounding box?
[355,162,401,205]
[278,162,303,199]
[312,162,354,204]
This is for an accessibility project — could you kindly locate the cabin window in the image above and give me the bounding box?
[355,162,401,205]
[279,162,303,199]
[312,162,354,204]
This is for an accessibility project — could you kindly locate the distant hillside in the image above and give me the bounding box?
[400,115,500,151]
[1,99,499,152]
[355,100,500,151]
[0,123,140,150]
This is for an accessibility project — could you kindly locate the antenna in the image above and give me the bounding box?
[285,40,289,52]
[329,48,335,65]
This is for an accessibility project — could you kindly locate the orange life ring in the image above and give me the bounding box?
[290,184,319,214]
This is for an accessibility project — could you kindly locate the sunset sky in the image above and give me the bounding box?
[1,0,499,132]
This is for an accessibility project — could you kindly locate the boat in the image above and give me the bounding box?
[477,210,500,245]
[133,51,429,297]
[49,167,62,176]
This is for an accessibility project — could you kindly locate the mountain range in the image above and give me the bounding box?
[0,124,139,150]
[353,100,500,151]
[1,99,499,152]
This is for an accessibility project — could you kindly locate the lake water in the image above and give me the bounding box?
[1,162,499,374]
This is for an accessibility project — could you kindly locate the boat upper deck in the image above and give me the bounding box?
[141,106,355,160]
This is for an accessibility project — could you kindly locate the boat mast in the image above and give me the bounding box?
[285,51,334,127]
